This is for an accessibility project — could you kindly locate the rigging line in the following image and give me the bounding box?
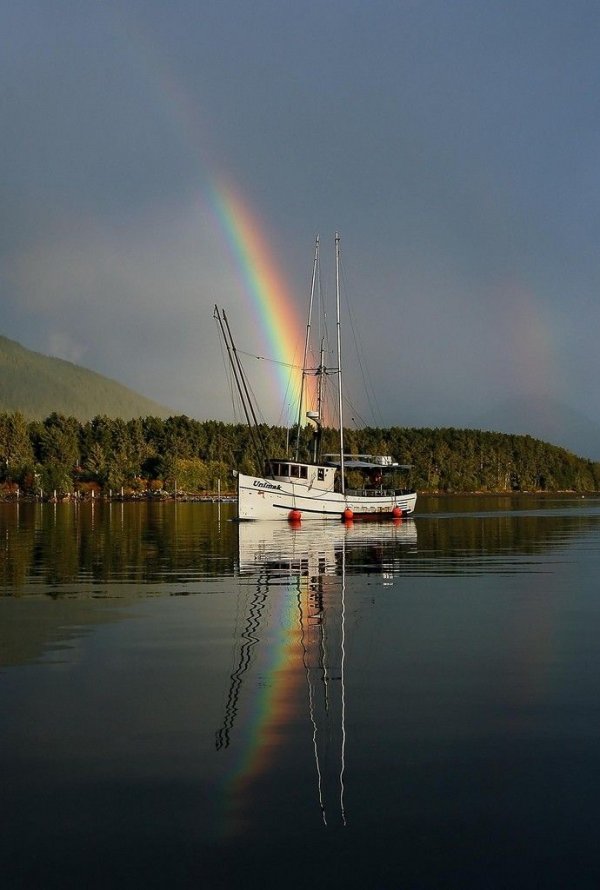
[221,308,271,472]
[235,348,302,371]
[342,393,370,429]
[231,343,304,429]
[216,314,241,422]
[277,344,303,431]
[296,235,320,462]
[214,306,261,461]
[338,254,385,428]
[237,368,268,426]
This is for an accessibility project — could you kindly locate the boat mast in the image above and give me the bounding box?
[335,233,345,495]
[295,236,320,461]
[313,338,325,462]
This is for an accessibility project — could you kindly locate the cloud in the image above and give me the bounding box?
[3,192,253,414]
[3,0,600,448]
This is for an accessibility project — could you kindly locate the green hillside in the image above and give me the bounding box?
[0,335,173,420]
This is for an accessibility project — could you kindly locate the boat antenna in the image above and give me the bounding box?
[335,233,345,495]
[295,235,320,461]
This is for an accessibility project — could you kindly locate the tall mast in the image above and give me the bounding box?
[295,236,320,461]
[312,336,325,462]
[335,233,345,495]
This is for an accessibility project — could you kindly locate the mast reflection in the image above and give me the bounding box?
[216,519,417,826]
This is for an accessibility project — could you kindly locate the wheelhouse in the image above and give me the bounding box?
[266,460,308,480]
[265,459,337,490]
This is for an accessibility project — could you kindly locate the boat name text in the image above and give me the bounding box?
[254,480,282,491]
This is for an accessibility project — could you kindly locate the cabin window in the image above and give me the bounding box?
[300,466,307,479]
[281,464,290,476]
[290,465,299,478]
[317,468,325,481]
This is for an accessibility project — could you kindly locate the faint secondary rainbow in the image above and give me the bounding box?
[211,178,306,421]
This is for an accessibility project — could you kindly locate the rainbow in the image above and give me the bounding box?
[210,178,307,422]
[102,9,308,423]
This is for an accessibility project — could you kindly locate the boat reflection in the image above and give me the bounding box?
[216,519,418,830]
[236,517,417,579]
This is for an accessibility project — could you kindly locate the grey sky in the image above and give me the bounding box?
[3,0,600,450]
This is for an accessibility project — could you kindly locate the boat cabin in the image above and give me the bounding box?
[264,455,413,497]
[264,459,337,491]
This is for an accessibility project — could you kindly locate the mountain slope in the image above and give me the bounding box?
[0,335,173,420]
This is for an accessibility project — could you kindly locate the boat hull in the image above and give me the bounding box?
[237,473,417,521]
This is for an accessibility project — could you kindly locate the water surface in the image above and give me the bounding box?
[2,497,600,888]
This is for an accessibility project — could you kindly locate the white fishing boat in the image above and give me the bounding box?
[215,234,417,522]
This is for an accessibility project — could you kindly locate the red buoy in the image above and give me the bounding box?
[343,508,354,522]
[288,509,302,522]
[392,506,403,518]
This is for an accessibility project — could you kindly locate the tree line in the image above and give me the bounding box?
[0,411,598,497]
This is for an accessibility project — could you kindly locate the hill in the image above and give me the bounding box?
[477,395,600,462]
[0,335,173,420]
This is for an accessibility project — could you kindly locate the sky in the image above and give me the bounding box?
[3,0,600,454]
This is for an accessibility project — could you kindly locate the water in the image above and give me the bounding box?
[2,496,600,888]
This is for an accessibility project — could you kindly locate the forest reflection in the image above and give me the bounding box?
[2,497,599,594]
[0,501,238,590]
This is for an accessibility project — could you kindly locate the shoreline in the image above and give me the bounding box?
[1,490,598,505]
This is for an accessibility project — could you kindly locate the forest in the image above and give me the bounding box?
[0,411,598,498]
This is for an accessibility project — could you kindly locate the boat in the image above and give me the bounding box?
[215,234,417,522]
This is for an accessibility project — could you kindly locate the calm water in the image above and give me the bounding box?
[2,496,600,888]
